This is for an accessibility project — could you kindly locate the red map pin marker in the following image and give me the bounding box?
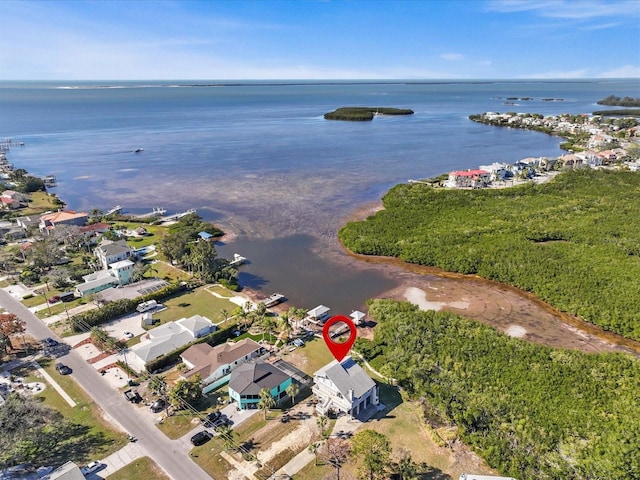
[322,315,357,362]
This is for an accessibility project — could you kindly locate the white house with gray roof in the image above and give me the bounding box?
[129,315,215,372]
[94,239,135,270]
[313,356,379,419]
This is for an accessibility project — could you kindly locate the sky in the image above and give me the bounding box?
[1,0,639,80]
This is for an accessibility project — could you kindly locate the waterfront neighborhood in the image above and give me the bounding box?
[1,104,639,480]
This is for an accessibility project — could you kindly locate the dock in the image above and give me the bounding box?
[105,205,122,216]
[263,293,285,308]
[131,207,167,220]
[158,208,196,223]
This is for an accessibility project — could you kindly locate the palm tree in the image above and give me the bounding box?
[316,414,329,438]
[308,442,321,466]
[217,423,236,452]
[286,382,300,406]
[258,388,276,420]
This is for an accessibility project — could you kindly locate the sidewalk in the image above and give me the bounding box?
[32,361,77,407]
[90,442,145,478]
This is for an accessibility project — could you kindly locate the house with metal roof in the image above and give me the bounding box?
[129,315,216,372]
[94,239,136,269]
[228,361,292,409]
[180,338,265,392]
[313,356,379,419]
[74,259,134,297]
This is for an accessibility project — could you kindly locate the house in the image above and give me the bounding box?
[94,239,136,270]
[228,361,293,409]
[129,315,216,371]
[446,169,491,188]
[180,338,264,393]
[74,259,134,297]
[306,305,330,324]
[48,461,85,480]
[39,210,89,234]
[1,190,27,210]
[313,356,379,419]
[79,222,111,242]
[15,215,37,231]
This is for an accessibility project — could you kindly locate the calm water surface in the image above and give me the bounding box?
[2,80,638,313]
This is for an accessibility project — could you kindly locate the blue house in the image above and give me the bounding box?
[228,361,292,410]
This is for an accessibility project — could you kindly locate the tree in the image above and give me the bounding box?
[258,388,276,420]
[308,442,321,466]
[0,313,25,354]
[319,438,351,480]
[158,230,190,265]
[316,414,329,438]
[217,423,236,451]
[286,382,300,406]
[394,448,419,480]
[149,375,167,396]
[169,375,203,408]
[350,430,391,480]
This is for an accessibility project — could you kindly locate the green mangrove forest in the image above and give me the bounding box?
[358,299,640,479]
[339,169,640,341]
[324,106,414,121]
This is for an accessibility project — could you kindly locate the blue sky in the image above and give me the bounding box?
[1,0,639,80]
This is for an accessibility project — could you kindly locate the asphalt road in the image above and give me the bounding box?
[0,290,212,480]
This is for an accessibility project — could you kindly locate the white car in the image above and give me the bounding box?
[123,331,134,339]
[80,461,102,475]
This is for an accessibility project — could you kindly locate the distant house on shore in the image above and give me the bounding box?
[38,210,89,234]
[446,169,490,188]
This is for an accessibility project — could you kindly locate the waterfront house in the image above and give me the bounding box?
[74,259,134,297]
[129,315,216,372]
[446,169,491,188]
[94,238,135,270]
[15,215,37,231]
[228,361,293,409]
[1,190,27,210]
[180,338,264,393]
[313,356,379,419]
[38,210,88,234]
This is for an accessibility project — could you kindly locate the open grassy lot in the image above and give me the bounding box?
[105,456,170,480]
[280,336,335,376]
[21,191,62,214]
[12,360,127,464]
[156,388,229,439]
[151,261,191,282]
[152,286,237,325]
[207,285,235,298]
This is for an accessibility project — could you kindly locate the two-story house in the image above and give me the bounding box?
[313,356,379,419]
[94,239,135,270]
[39,210,89,234]
[180,338,264,393]
[228,361,292,410]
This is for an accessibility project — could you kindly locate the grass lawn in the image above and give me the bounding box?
[105,457,170,480]
[191,439,233,480]
[151,261,191,282]
[157,389,229,439]
[281,337,335,376]
[207,285,235,298]
[12,361,127,464]
[22,191,62,214]
[152,286,237,325]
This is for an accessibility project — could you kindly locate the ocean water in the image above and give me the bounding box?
[1,79,638,313]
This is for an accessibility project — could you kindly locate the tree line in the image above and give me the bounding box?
[357,299,640,479]
[339,169,640,341]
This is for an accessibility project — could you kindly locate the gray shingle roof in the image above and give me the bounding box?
[314,356,375,399]
[229,362,290,396]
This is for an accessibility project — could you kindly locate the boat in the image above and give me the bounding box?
[134,148,144,153]
[229,253,247,267]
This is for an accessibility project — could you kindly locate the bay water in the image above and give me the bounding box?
[1,79,638,313]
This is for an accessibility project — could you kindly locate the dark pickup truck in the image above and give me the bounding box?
[124,389,142,403]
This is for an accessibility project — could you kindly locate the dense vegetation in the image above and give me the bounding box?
[340,170,640,340]
[591,109,640,117]
[324,107,414,121]
[359,299,640,479]
[597,95,640,107]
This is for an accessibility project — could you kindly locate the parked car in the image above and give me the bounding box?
[124,389,142,403]
[80,460,102,475]
[42,338,58,347]
[202,411,221,427]
[190,430,213,446]
[150,398,167,413]
[123,331,134,339]
[55,363,71,375]
[47,296,60,304]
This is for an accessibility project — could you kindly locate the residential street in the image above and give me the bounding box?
[0,289,212,480]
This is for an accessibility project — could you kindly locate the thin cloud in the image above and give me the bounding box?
[522,68,590,79]
[487,0,636,20]
[598,64,640,78]
[440,53,464,61]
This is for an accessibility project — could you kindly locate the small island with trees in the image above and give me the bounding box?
[324,106,414,121]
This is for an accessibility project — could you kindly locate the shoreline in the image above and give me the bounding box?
[338,178,640,357]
